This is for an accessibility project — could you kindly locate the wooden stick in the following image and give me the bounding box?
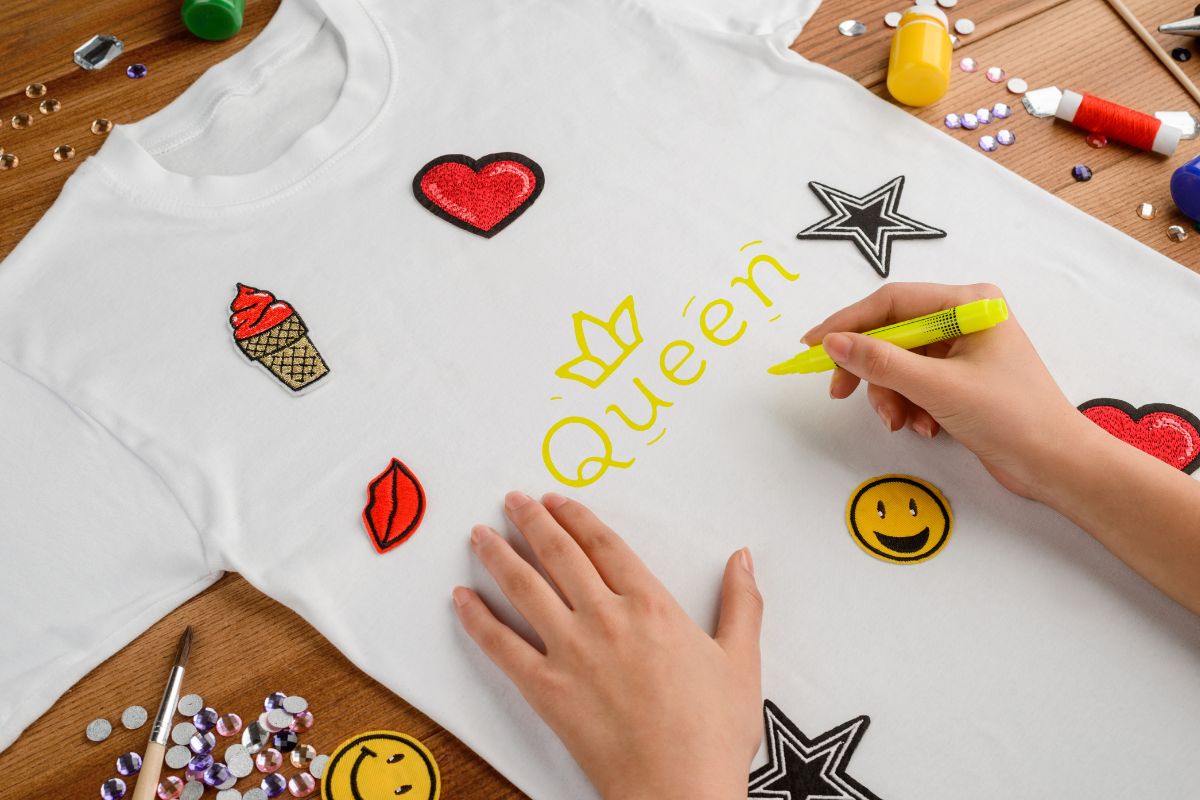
[1105,0,1200,108]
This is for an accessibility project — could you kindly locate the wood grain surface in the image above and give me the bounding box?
[2,0,1198,797]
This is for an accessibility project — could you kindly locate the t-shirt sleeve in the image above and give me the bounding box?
[0,360,220,753]
[636,0,822,38]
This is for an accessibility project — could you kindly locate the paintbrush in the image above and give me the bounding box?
[131,626,193,800]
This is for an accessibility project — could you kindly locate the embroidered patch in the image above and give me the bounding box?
[229,284,329,392]
[845,474,953,564]
[321,730,439,800]
[1078,398,1200,474]
[412,152,544,237]
[796,176,946,279]
[362,459,427,554]
[748,700,881,800]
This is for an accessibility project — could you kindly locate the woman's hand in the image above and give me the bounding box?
[453,492,763,800]
[807,282,1200,614]
[802,281,1088,500]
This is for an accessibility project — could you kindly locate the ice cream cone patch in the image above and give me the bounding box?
[229,284,330,392]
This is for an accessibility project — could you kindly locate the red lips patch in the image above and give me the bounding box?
[1079,399,1200,474]
[413,152,544,238]
[362,458,427,554]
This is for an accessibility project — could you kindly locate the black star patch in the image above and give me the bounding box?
[796,176,946,279]
[748,700,881,800]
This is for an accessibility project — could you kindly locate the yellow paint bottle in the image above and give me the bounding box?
[886,5,952,107]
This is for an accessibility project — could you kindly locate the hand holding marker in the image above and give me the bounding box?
[769,298,1009,375]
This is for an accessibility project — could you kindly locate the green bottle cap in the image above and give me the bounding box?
[181,0,245,41]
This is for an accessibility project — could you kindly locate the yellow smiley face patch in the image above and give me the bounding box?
[321,730,440,800]
[845,474,953,564]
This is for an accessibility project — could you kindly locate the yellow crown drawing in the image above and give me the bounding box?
[555,295,644,389]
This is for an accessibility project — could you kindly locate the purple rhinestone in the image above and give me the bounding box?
[115,751,142,776]
[262,773,288,798]
[264,692,287,712]
[203,762,233,787]
[189,730,216,754]
[101,778,128,800]
[126,63,148,79]
[186,753,214,781]
[1072,164,1093,182]
[272,730,299,752]
[193,707,219,733]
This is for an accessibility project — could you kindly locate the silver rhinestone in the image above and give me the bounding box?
[177,694,204,717]
[884,11,902,27]
[86,718,112,742]
[180,781,205,800]
[171,721,197,745]
[1021,86,1062,118]
[280,696,308,715]
[838,19,867,36]
[121,705,148,730]
[266,709,293,730]
[243,790,268,800]
[242,721,270,754]
[225,744,254,778]
[74,34,124,70]
[217,791,242,800]
[1006,77,1029,94]
[166,745,192,769]
[954,18,975,34]
[309,754,330,780]
[1167,224,1188,242]
[1155,111,1198,139]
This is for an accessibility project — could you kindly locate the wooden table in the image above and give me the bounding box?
[2,0,1198,797]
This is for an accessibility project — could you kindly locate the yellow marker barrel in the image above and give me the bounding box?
[768,298,1009,375]
[886,6,952,107]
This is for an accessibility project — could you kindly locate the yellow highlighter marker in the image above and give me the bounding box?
[769,298,1009,375]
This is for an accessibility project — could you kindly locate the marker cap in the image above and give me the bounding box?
[182,0,245,41]
[955,298,1009,334]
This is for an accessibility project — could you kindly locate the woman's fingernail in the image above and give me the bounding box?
[823,332,852,362]
[877,406,892,431]
[470,525,489,546]
[801,325,818,343]
[740,547,755,576]
[542,492,568,510]
[504,491,532,511]
[452,587,471,608]
[914,420,934,438]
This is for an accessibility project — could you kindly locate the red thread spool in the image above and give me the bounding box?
[1055,90,1180,155]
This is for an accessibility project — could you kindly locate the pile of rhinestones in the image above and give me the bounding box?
[89,691,327,800]
[942,60,1021,153]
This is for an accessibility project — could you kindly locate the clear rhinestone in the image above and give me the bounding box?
[53,145,75,162]
[39,98,61,114]
[25,83,46,98]
[11,113,31,129]
[1167,224,1188,241]
[959,57,978,72]
[1136,203,1156,219]
[74,34,124,70]
[985,66,1006,83]
[0,153,18,170]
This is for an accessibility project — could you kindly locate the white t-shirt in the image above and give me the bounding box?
[1,1,1198,797]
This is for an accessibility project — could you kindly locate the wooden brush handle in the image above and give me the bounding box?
[130,740,165,800]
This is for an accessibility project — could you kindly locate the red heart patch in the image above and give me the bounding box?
[1079,399,1200,474]
[413,152,544,238]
